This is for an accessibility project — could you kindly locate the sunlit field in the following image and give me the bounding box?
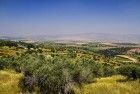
[1,71,139,94]
[75,75,140,94]
[0,70,22,94]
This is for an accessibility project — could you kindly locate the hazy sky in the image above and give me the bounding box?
[0,0,140,41]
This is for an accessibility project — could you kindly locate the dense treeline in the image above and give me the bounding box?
[99,47,135,57]
[0,39,18,47]
[0,39,35,49]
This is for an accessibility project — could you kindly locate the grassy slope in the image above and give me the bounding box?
[75,75,140,94]
[117,55,138,63]
[0,70,22,94]
[0,72,140,94]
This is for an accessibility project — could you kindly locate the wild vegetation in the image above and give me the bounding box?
[0,40,140,94]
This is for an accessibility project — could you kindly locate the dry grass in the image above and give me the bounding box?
[0,70,140,94]
[117,55,138,63]
[75,75,140,94]
[0,70,23,94]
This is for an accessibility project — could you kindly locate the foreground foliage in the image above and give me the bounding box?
[19,53,103,94]
[75,75,140,94]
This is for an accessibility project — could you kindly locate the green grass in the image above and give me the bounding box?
[75,75,140,94]
[0,70,23,94]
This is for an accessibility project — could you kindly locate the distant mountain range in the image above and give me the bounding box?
[0,33,140,43]
[0,35,25,40]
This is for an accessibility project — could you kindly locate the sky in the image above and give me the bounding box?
[0,0,140,42]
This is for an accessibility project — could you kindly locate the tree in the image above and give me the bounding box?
[102,64,116,77]
[117,64,140,80]
[19,54,103,94]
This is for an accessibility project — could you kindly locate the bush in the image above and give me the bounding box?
[19,54,104,94]
[136,67,140,78]
[117,64,140,80]
[0,58,7,69]
[0,57,14,69]
[103,65,116,77]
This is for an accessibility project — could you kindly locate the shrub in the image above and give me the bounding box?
[116,64,140,80]
[0,57,14,69]
[103,65,116,77]
[19,54,104,94]
[135,67,140,78]
[0,58,7,69]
